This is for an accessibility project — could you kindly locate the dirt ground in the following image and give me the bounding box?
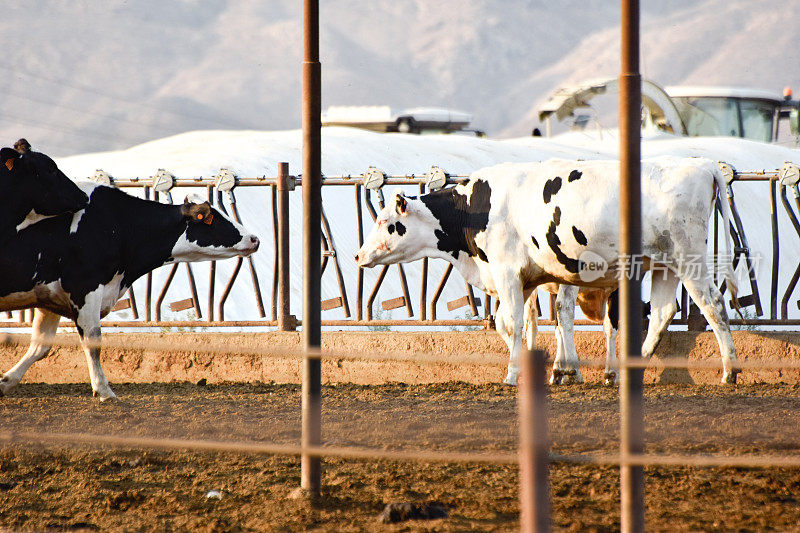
[1,381,800,531]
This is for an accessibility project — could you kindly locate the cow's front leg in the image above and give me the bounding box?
[75,293,116,401]
[0,309,60,396]
[523,292,538,351]
[552,285,583,384]
[494,278,526,386]
[603,293,619,385]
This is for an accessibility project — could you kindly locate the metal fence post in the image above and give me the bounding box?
[519,349,550,533]
[277,162,294,331]
[271,184,279,322]
[770,177,779,319]
[207,184,216,322]
[144,186,152,321]
[619,0,645,531]
[301,0,322,497]
[355,184,364,321]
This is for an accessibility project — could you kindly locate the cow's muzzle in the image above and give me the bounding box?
[241,235,260,255]
[354,250,375,268]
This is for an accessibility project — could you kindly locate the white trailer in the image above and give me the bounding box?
[322,105,474,134]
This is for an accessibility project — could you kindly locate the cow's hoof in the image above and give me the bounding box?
[604,371,618,386]
[722,368,740,385]
[551,369,584,385]
[502,375,518,387]
[93,389,118,401]
[0,376,13,397]
[560,371,584,385]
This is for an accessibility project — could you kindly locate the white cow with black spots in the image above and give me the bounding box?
[356,156,738,385]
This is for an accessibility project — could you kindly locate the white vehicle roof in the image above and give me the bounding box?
[321,106,472,125]
[398,107,472,124]
[666,86,783,102]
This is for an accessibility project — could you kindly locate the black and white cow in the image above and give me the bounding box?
[0,147,88,238]
[0,182,260,400]
[356,156,738,385]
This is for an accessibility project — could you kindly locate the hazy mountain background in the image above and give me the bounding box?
[2,0,798,156]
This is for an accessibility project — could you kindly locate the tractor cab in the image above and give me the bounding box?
[666,86,799,143]
[537,78,800,145]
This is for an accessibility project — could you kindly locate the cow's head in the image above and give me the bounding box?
[170,195,260,261]
[1,147,88,221]
[355,189,440,268]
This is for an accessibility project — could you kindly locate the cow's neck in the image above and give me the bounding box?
[417,187,489,292]
[0,188,37,243]
[420,183,490,262]
[435,249,485,292]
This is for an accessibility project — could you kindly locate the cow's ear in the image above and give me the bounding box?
[181,201,214,224]
[394,190,408,215]
[180,200,195,218]
[0,147,19,171]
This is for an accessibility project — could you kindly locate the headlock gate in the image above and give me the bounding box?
[3,160,800,331]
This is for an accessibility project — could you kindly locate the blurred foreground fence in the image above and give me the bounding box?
[3,161,800,330]
[3,335,800,530]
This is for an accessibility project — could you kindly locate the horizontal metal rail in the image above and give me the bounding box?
[2,424,800,474]
[2,430,799,470]
[5,334,800,372]
[2,316,792,329]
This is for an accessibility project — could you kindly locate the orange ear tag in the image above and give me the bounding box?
[204,213,214,225]
[4,159,13,171]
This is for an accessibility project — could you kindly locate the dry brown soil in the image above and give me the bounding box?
[1,381,800,532]
[3,330,800,386]
[2,331,800,531]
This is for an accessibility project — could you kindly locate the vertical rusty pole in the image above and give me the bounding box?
[518,349,550,532]
[144,186,152,322]
[207,184,216,322]
[271,184,279,321]
[420,258,428,321]
[419,183,428,321]
[355,184,364,321]
[619,1,645,532]
[277,162,293,331]
[770,178,779,319]
[301,0,322,497]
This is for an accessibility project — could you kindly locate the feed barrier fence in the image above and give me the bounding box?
[2,162,799,331]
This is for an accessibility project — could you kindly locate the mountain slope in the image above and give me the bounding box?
[1,1,797,155]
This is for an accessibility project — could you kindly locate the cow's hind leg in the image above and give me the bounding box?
[603,291,619,385]
[0,309,60,396]
[680,274,738,383]
[641,269,680,358]
[76,293,117,400]
[552,285,583,385]
[494,277,526,386]
[523,292,538,352]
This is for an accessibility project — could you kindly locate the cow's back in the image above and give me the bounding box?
[0,183,130,316]
[473,156,716,286]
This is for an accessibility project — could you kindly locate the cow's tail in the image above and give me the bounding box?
[710,161,741,318]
